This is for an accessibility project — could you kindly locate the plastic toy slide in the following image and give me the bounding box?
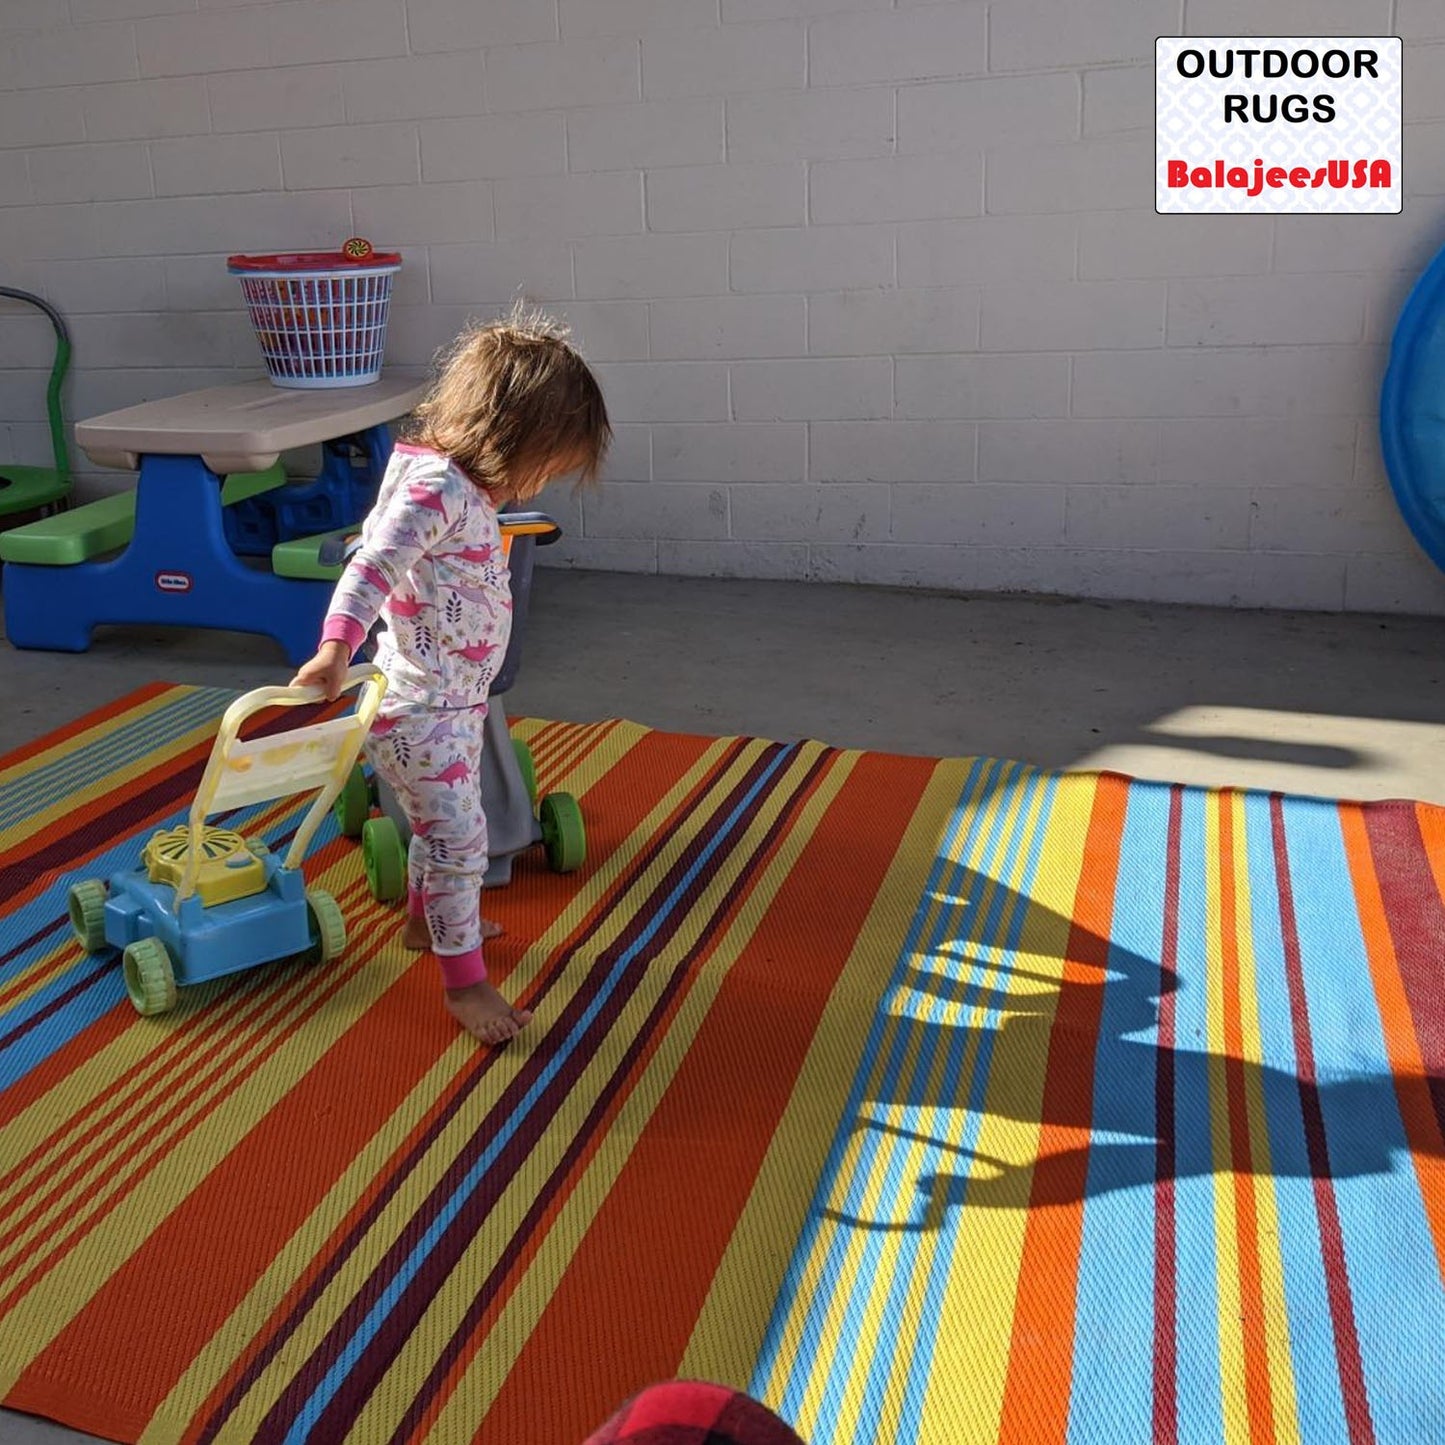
[1380,239,1445,572]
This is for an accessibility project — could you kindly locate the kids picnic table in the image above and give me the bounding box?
[0,374,424,666]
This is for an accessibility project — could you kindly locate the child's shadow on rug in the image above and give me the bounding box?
[825,864,1439,1234]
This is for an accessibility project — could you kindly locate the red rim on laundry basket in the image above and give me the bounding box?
[228,242,401,391]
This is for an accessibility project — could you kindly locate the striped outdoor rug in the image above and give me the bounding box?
[1,684,1442,1445]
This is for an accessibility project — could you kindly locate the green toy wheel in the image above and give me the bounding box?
[513,738,538,808]
[539,792,586,873]
[123,937,177,1017]
[362,815,407,901]
[68,878,108,952]
[333,764,371,837]
[305,888,347,963]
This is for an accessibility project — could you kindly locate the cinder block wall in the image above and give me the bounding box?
[3,0,1445,611]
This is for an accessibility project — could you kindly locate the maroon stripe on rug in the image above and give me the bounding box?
[260,742,825,1445]
[194,737,774,1443]
[0,701,346,905]
[381,746,838,1445]
[0,950,115,1056]
[1271,793,1375,1445]
[1152,783,1182,1445]
[1359,802,1445,1139]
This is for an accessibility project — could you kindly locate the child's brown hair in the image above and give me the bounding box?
[409,303,611,496]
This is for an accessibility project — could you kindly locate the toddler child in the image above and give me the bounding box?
[292,308,610,1045]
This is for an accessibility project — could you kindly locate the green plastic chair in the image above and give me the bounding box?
[0,285,72,520]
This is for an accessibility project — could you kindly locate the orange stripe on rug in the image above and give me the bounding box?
[481,750,937,1445]
[995,771,1129,1444]
[1340,803,1445,1281]
[170,726,712,1444]
[0,682,175,774]
[1218,789,1279,1444]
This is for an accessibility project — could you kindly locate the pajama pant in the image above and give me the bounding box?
[364,705,490,990]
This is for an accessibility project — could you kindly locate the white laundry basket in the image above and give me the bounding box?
[228,241,401,389]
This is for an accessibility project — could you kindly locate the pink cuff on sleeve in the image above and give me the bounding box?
[321,614,367,651]
[437,946,488,990]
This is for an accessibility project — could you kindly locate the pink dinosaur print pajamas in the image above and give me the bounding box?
[321,444,512,988]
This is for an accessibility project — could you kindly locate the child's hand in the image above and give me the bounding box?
[290,641,351,700]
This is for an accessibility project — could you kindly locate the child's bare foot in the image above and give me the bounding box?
[444,980,533,1045]
[402,916,502,950]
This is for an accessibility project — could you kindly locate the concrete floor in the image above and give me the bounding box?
[4,569,1445,800]
[3,570,1444,1443]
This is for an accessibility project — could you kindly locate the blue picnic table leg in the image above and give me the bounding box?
[4,453,335,664]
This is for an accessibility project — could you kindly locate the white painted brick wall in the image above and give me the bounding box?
[642,23,805,99]
[1078,211,1271,279]
[990,0,1173,71]
[647,163,805,232]
[897,216,1075,286]
[1,0,1435,613]
[485,39,639,112]
[895,355,1069,419]
[408,0,555,52]
[352,181,491,243]
[731,358,892,420]
[810,153,983,223]
[592,362,730,422]
[659,540,809,579]
[551,303,652,361]
[1082,67,1152,136]
[808,287,979,355]
[980,280,1164,351]
[585,481,731,539]
[567,101,724,173]
[654,423,806,481]
[429,241,574,304]
[281,123,419,190]
[897,74,1079,151]
[810,420,975,481]
[892,481,1065,545]
[560,0,718,40]
[979,420,1157,485]
[1166,277,1368,348]
[152,134,283,197]
[1407,45,1445,120]
[1398,0,1445,41]
[650,296,805,359]
[729,225,894,292]
[209,68,344,134]
[9,22,138,88]
[1066,484,1252,550]
[809,6,987,87]
[0,90,87,147]
[574,233,729,299]
[28,143,153,205]
[83,76,210,139]
[420,114,565,183]
[987,137,1153,213]
[1186,0,1391,34]
[493,172,643,238]
[731,481,890,541]
[725,87,894,163]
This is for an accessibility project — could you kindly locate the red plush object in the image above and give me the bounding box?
[583,1382,807,1445]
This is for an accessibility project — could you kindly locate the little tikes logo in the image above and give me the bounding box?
[155,571,193,593]
[1156,37,1401,214]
